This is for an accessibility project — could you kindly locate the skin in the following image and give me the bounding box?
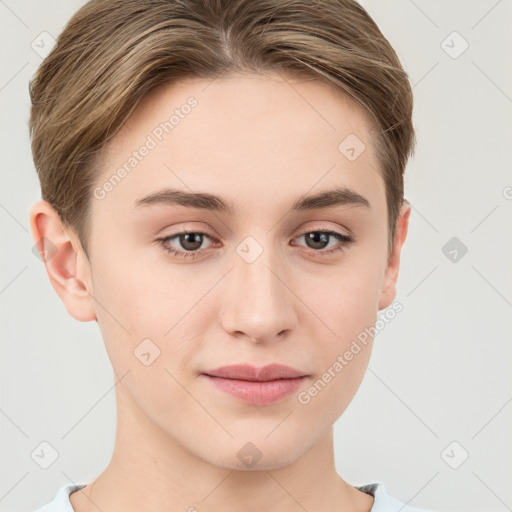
[30,71,410,512]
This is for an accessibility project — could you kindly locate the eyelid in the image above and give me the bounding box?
[296,222,352,239]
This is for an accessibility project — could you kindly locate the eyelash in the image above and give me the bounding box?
[156,229,354,260]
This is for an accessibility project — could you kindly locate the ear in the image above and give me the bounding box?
[29,199,97,322]
[378,201,411,310]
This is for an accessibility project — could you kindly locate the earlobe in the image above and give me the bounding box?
[378,202,411,311]
[29,199,97,322]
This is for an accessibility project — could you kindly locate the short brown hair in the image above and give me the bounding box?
[29,0,415,257]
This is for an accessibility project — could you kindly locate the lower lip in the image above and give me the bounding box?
[203,375,307,405]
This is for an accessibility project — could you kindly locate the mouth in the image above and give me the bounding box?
[201,364,309,405]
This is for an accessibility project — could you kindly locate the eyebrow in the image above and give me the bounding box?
[132,186,370,214]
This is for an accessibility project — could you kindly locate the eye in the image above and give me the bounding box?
[292,229,353,255]
[156,231,216,259]
[156,228,353,260]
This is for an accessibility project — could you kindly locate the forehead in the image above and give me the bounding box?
[92,72,385,220]
[116,72,376,153]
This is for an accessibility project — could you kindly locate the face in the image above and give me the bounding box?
[43,72,409,470]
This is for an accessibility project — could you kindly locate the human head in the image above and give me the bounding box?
[28,0,414,474]
[28,0,415,259]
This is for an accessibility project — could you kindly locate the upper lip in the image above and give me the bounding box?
[203,364,308,382]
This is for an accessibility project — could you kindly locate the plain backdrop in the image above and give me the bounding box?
[1,1,511,511]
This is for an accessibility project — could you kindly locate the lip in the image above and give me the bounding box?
[204,364,307,381]
[202,364,309,405]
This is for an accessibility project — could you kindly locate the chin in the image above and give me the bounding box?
[199,436,306,472]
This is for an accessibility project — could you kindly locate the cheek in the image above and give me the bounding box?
[90,246,214,371]
[296,268,380,424]
[299,344,372,434]
[303,255,385,340]
[297,249,385,399]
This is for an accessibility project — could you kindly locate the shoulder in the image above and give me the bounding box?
[33,483,86,512]
[356,482,434,512]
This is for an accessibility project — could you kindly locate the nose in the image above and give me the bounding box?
[219,242,298,344]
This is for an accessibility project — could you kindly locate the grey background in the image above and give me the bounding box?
[1,1,511,511]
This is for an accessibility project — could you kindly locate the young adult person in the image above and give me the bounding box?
[29,1,431,510]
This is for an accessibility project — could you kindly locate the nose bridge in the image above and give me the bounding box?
[220,235,296,342]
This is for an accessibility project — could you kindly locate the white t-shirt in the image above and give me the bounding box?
[34,482,432,511]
